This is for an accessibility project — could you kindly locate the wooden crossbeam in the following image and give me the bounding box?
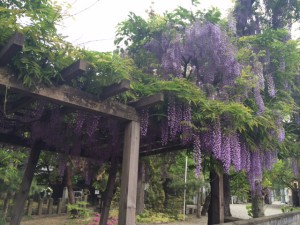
[0,67,139,121]
[0,133,29,147]
[60,59,88,83]
[101,79,131,100]
[140,143,186,157]
[129,92,164,109]
[0,32,25,66]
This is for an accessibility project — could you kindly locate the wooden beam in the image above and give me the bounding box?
[119,121,140,225]
[60,59,88,83]
[140,143,186,157]
[101,79,131,100]
[0,67,139,121]
[0,133,29,147]
[0,32,25,66]
[130,93,164,109]
[10,142,41,225]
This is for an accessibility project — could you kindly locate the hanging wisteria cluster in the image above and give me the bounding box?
[30,106,121,163]
[247,149,278,197]
[189,114,278,183]
[193,134,201,177]
[160,95,192,146]
[140,108,149,136]
[145,22,241,88]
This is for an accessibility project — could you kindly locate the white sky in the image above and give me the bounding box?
[59,0,234,52]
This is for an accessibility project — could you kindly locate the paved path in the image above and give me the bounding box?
[20,203,284,225]
[140,202,283,225]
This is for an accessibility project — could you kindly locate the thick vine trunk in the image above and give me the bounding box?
[208,169,224,225]
[251,194,264,218]
[234,0,257,36]
[223,174,232,217]
[99,159,118,225]
[292,185,299,207]
[201,192,210,216]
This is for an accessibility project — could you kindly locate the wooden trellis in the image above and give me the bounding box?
[0,32,225,225]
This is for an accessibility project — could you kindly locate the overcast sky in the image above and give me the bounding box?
[59,0,234,52]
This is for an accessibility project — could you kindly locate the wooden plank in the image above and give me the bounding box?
[10,142,41,225]
[140,143,187,157]
[129,93,164,109]
[60,59,88,83]
[119,121,140,225]
[0,67,139,121]
[101,79,130,100]
[0,32,25,66]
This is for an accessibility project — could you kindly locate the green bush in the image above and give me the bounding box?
[136,210,183,223]
[67,201,90,218]
[246,204,253,217]
[0,213,6,225]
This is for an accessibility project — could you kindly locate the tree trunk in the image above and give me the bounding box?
[297,159,300,204]
[208,169,224,225]
[196,187,202,218]
[234,0,258,36]
[201,192,210,216]
[65,164,75,205]
[251,194,264,218]
[136,161,145,215]
[3,192,12,218]
[223,174,232,217]
[292,186,299,207]
[99,158,119,225]
[10,143,41,225]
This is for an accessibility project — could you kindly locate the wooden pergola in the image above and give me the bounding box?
[0,33,225,225]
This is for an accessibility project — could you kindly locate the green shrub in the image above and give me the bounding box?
[0,213,6,225]
[67,201,90,218]
[246,204,253,217]
[136,210,181,223]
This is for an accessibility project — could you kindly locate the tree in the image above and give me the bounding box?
[0,147,26,218]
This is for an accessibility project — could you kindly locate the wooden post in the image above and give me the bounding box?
[57,198,63,214]
[136,161,145,215]
[10,143,41,225]
[47,198,53,215]
[27,199,33,216]
[118,121,140,225]
[37,197,43,215]
[208,169,224,225]
[100,158,119,225]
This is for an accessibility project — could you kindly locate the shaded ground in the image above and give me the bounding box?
[19,203,283,225]
[21,215,90,225]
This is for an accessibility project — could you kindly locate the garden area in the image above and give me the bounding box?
[1,0,300,225]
